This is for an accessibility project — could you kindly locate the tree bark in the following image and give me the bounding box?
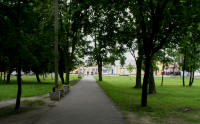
[54,0,59,89]
[192,71,194,83]
[45,73,47,78]
[182,48,186,87]
[149,63,156,94]
[59,48,65,84]
[15,0,22,111]
[161,63,164,86]
[43,74,45,80]
[98,59,103,81]
[51,73,53,80]
[6,69,12,83]
[0,72,2,80]
[35,72,40,83]
[189,71,194,86]
[137,0,172,107]
[59,71,64,84]
[3,71,6,81]
[141,56,151,107]
[135,55,142,88]
[58,50,64,84]
[189,73,191,86]
[15,60,22,111]
[65,66,70,85]
[64,43,70,85]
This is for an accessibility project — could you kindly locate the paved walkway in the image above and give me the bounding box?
[35,76,126,124]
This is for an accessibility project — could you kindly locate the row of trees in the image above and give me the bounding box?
[0,0,200,110]
[98,0,199,107]
[0,0,55,110]
[0,0,90,110]
[86,0,200,107]
[120,0,200,106]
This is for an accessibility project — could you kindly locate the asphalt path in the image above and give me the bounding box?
[35,76,127,124]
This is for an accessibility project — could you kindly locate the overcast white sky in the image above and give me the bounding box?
[114,52,136,66]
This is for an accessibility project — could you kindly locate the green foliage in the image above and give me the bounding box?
[86,1,127,66]
[127,63,135,74]
[0,0,200,110]
[0,0,54,75]
[58,0,91,72]
[179,23,200,73]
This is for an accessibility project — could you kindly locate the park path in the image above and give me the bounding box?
[35,76,127,124]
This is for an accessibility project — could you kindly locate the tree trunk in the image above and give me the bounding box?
[173,63,175,75]
[51,73,53,80]
[149,63,156,94]
[59,71,64,84]
[43,74,45,80]
[192,71,195,83]
[54,0,59,89]
[141,56,151,107]
[98,59,103,81]
[4,71,6,81]
[15,0,22,111]
[59,48,65,84]
[45,73,47,78]
[182,48,186,87]
[15,60,22,111]
[65,66,70,85]
[6,69,12,83]
[161,63,164,86]
[135,55,142,88]
[58,57,65,84]
[0,72,2,80]
[189,71,194,86]
[35,72,40,83]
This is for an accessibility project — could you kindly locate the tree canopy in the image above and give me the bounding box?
[0,0,200,109]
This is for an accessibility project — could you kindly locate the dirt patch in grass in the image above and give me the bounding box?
[124,111,200,124]
[123,111,152,124]
[0,96,56,124]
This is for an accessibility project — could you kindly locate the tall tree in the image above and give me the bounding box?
[87,1,127,81]
[127,63,135,76]
[179,25,200,87]
[117,8,144,88]
[0,0,55,109]
[58,0,91,84]
[128,0,196,106]
[156,48,173,86]
[54,0,59,89]
[15,0,22,111]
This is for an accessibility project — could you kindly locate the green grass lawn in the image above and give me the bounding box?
[0,74,79,101]
[96,76,200,123]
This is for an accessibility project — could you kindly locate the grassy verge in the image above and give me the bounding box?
[0,74,79,101]
[96,76,200,123]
